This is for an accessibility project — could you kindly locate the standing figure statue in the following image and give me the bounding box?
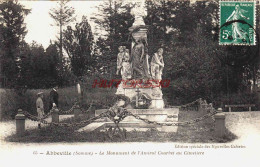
[151,48,164,80]
[131,39,150,79]
[226,4,250,41]
[116,46,125,76]
[116,46,132,79]
[121,49,132,79]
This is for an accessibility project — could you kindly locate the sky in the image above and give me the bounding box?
[20,0,102,48]
[19,0,198,49]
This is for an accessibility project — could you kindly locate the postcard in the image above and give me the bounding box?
[0,0,259,167]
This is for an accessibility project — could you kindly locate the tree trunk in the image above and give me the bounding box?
[60,23,63,60]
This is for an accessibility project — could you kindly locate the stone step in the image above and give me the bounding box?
[95,114,178,122]
[95,108,179,116]
[123,114,168,122]
[104,122,161,128]
[77,122,106,132]
[77,122,178,133]
[104,127,163,132]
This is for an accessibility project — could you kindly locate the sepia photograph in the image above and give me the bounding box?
[0,0,259,166]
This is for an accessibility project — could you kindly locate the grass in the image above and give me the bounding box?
[0,87,116,120]
[5,108,237,143]
[2,86,259,121]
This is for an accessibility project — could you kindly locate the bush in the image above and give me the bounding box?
[0,89,18,120]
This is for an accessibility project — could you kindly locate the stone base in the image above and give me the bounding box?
[115,81,164,109]
[150,99,164,109]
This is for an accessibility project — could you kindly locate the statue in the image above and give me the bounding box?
[116,46,131,79]
[116,46,124,76]
[131,39,150,79]
[121,49,131,79]
[151,48,164,80]
[130,0,147,27]
[131,39,144,78]
[115,0,165,109]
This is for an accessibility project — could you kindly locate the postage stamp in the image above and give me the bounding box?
[219,1,256,45]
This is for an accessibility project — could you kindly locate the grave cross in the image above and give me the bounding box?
[135,88,141,107]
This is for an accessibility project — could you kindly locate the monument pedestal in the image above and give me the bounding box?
[77,82,179,133]
[115,81,165,109]
[150,99,164,109]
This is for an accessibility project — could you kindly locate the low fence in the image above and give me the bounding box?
[224,104,255,112]
[15,98,226,138]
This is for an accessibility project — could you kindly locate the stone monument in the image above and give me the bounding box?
[115,0,164,109]
[89,1,179,133]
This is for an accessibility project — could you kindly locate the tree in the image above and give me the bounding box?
[163,25,225,104]
[63,16,94,77]
[17,41,67,89]
[92,0,134,78]
[49,0,76,60]
[144,0,259,105]
[145,0,178,54]
[145,0,219,53]
[45,42,60,84]
[0,0,30,88]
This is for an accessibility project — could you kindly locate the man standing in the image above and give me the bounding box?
[49,86,59,111]
[36,92,44,129]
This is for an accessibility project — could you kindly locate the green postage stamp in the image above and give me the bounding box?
[219,1,256,45]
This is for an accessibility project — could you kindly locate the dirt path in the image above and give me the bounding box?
[0,115,73,144]
[225,112,260,144]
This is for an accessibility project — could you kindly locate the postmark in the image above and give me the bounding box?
[219,1,256,45]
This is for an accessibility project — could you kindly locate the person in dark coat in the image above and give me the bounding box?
[49,86,59,111]
[36,92,44,129]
